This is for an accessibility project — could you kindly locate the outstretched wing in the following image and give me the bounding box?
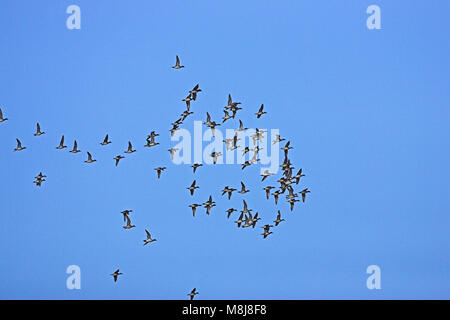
[16,138,22,148]
[87,152,92,161]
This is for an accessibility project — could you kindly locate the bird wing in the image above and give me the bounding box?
[128,141,132,151]
[87,152,92,160]
[37,123,40,132]
[145,229,151,238]
[73,140,78,150]
[60,135,64,146]
[176,55,180,65]
[16,139,21,148]
[104,134,109,143]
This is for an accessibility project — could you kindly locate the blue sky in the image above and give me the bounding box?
[0,0,448,299]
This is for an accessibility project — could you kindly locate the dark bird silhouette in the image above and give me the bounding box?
[100,134,111,146]
[34,123,45,136]
[155,167,166,179]
[255,104,267,118]
[69,140,81,153]
[14,138,26,151]
[84,152,96,163]
[188,288,199,300]
[187,180,199,196]
[114,155,125,166]
[143,229,157,245]
[56,135,67,150]
[110,269,122,282]
[124,141,136,154]
[0,108,8,122]
[172,55,184,69]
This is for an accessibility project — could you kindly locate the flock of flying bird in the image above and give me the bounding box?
[0,55,310,299]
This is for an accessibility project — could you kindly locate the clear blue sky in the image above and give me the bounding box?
[0,0,448,299]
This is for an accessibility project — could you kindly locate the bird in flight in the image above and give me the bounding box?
[238,181,250,194]
[288,198,300,211]
[100,134,111,146]
[187,180,199,196]
[69,140,81,153]
[255,104,267,118]
[189,203,202,217]
[261,170,275,182]
[272,134,285,145]
[124,141,136,154]
[261,225,274,239]
[0,108,8,122]
[14,138,26,151]
[84,152,96,163]
[189,84,202,101]
[114,155,125,166]
[168,148,179,160]
[123,215,136,229]
[203,196,216,215]
[263,186,275,200]
[110,269,122,282]
[299,188,311,203]
[294,169,306,184]
[240,200,252,215]
[221,186,237,200]
[172,55,184,69]
[154,167,166,179]
[121,210,133,222]
[226,208,237,219]
[273,210,285,226]
[34,123,45,136]
[191,163,203,173]
[55,135,67,150]
[234,213,244,228]
[188,288,199,300]
[143,229,157,246]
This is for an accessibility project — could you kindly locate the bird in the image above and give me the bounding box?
[100,134,111,146]
[272,190,281,205]
[274,210,285,226]
[203,196,216,215]
[84,152,96,163]
[251,212,261,228]
[35,172,47,180]
[288,198,300,211]
[261,227,273,239]
[263,186,275,200]
[188,288,199,300]
[114,155,125,166]
[124,141,136,154]
[143,229,157,245]
[168,148,179,160]
[210,151,222,164]
[123,215,136,229]
[187,180,199,196]
[272,134,285,145]
[299,188,311,203]
[242,213,253,228]
[221,186,237,200]
[189,204,202,217]
[69,140,81,153]
[261,170,275,182]
[234,213,244,228]
[56,135,67,150]
[222,110,232,123]
[154,167,166,179]
[33,178,45,187]
[189,84,202,100]
[225,94,241,109]
[255,104,267,118]
[240,200,252,214]
[236,119,248,132]
[34,123,45,136]
[294,169,306,184]
[14,138,26,151]
[0,108,8,122]
[226,208,237,218]
[191,163,203,173]
[172,55,184,69]
[238,181,250,194]
[182,94,193,110]
[281,141,293,153]
[121,210,133,222]
[110,269,122,282]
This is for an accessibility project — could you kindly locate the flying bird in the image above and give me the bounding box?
[100,134,111,146]
[110,269,122,282]
[56,135,67,150]
[187,180,199,196]
[238,181,250,194]
[114,155,125,166]
[84,152,96,163]
[263,186,275,200]
[0,108,8,122]
[191,163,203,173]
[123,215,136,229]
[255,104,267,118]
[299,188,311,203]
[154,167,166,179]
[188,288,199,300]
[124,141,136,154]
[121,210,133,222]
[172,55,184,69]
[189,204,202,217]
[226,208,237,218]
[34,123,45,136]
[69,140,81,153]
[168,148,179,160]
[14,138,26,151]
[143,229,157,245]
[274,210,285,226]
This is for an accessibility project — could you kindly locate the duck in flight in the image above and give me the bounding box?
[191,163,203,173]
[0,108,8,122]
[226,208,237,218]
[114,155,125,166]
[299,188,311,203]
[255,104,267,118]
[261,224,274,239]
[240,200,252,214]
[14,138,26,151]
[69,140,81,153]
[124,141,136,154]
[188,288,199,300]
[111,269,122,282]
[203,196,216,215]
[272,134,285,145]
[84,152,96,163]
[261,170,275,182]
[222,110,232,123]
[288,198,300,211]
[172,55,184,69]
[187,180,199,196]
[155,167,166,179]
[210,151,222,164]
[144,135,159,148]
[123,215,136,229]
[143,229,157,245]
[221,186,237,200]
[168,148,179,160]
[274,210,285,226]
[100,134,111,146]
[238,181,250,194]
[189,84,202,101]
[56,135,67,150]
[189,203,202,217]
[272,190,281,205]
[121,209,133,222]
[263,186,275,200]
[34,123,45,136]
[234,213,244,228]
